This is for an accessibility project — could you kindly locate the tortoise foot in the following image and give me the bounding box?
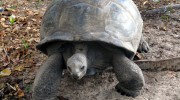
[138,40,150,53]
[115,84,140,97]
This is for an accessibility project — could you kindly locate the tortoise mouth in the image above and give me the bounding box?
[70,70,86,80]
[72,75,80,80]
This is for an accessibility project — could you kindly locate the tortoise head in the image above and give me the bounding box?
[67,53,87,80]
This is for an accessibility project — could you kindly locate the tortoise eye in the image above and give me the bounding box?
[67,66,71,71]
[80,66,85,71]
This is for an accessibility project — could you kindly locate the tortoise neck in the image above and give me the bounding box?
[74,43,88,55]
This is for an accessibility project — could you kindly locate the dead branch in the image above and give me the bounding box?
[135,57,180,71]
[141,4,180,17]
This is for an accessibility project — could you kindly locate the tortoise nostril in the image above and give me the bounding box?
[72,74,79,80]
[80,66,85,71]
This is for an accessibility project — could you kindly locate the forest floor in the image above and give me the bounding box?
[0,0,180,100]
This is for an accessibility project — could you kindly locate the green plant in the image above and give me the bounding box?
[34,0,42,9]
[167,6,173,13]
[153,0,160,3]
[161,15,169,20]
[11,5,17,9]
[22,39,29,49]
[0,1,3,6]
[9,14,16,25]
[25,84,32,93]
[36,0,42,2]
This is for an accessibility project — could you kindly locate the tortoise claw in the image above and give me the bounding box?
[115,84,140,97]
[138,39,150,53]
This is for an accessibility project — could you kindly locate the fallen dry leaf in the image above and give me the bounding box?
[0,83,5,90]
[0,68,11,77]
[1,18,6,21]
[143,1,149,6]
[14,66,24,71]
[15,84,24,98]
[1,22,9,28]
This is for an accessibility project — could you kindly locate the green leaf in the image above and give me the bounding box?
[25,84,32,93]
[22,39,29,49]
[9,14,16,25]
[161,15,169,20]
[153,0,160,3]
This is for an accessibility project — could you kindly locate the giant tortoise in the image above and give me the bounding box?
[32,0,150,99]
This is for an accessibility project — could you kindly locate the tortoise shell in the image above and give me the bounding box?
[37,0,143,58]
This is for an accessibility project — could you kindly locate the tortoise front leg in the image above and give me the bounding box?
[32,53,64,100]
[113,51,145,97]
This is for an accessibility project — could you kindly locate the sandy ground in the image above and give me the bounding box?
[59,71,180,100]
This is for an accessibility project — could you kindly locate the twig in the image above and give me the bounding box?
[12,53,31,67]
[104,57,180,72]
[3,48,11,62]
[6,83,16,91]
[166,14,180,22]
[141,4,180,17]
[135,57,180,71]
[2,49,31,68]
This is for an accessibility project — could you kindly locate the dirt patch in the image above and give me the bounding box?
[143,17,180,60]
[59,71,180,100]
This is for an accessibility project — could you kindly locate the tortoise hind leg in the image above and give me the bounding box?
[138,35,150,53]
[32,53,64,100]
[113,51,145,97]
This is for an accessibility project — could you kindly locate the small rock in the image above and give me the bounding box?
[57,96,69,100]
[108,76,114,82]
[24,79,31,84]
[0,7,4,12]
[28,75,35,80]
[108,77,114,82]
[0,83,5,89]
[175,73,180,78]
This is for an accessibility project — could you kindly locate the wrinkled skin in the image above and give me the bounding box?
[67,53,87,79]
[32,53,63,100]
[32,38,149,99]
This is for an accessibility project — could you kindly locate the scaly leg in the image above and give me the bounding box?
[113,51,145,97]
[32,53,64,100]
